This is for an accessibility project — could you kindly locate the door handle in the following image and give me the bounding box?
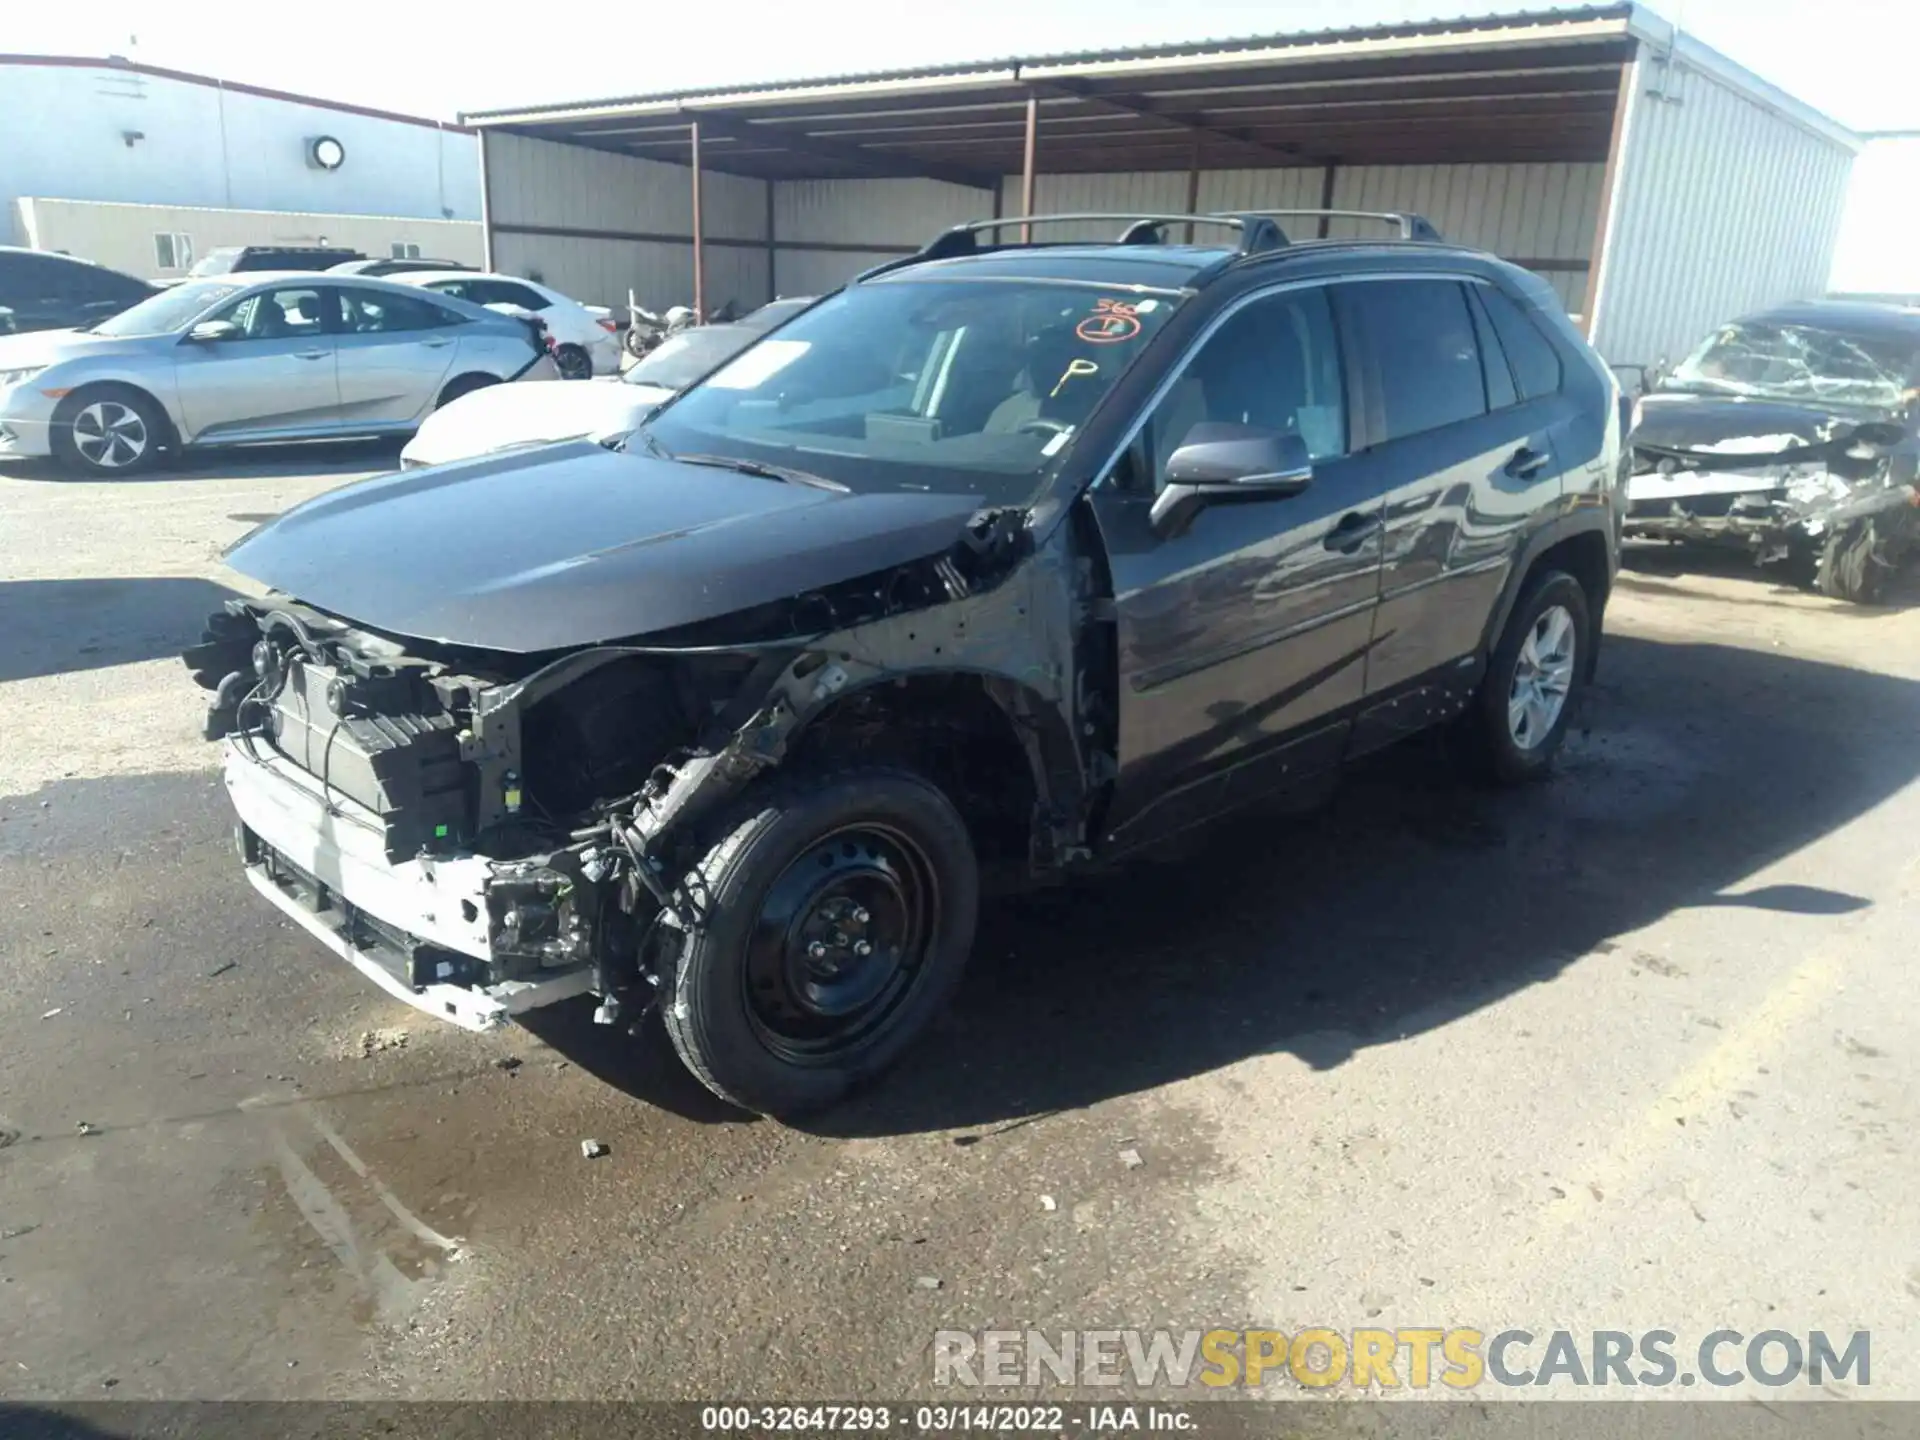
[1323,511,1384,554]
[1505,445,1551,479]
[423,338,452,349]
[293,350,329,360]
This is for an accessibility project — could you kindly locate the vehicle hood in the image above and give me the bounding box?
[0,327,165,367]
[1635,391,1896,467]
[224,442,989,652]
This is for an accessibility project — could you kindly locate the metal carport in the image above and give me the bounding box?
[463,3,1857,368]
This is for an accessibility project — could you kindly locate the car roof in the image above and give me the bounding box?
[392,270,534,285]
[862,236,1503,294]
[1738,298,1920,342]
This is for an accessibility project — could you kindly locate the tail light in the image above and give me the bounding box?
[597,318,618,333]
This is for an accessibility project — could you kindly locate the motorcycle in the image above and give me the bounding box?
[622,296,703,358]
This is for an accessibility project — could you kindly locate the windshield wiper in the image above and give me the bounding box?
[666,451,850,493]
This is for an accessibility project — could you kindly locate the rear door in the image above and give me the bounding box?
[1332,275,1564,749]
[1090,281,1388,849]
[172,283,342,441]
[331,285,464,424]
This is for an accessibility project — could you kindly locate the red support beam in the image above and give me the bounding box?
[690,118,705,321]
[1020,91,1038,242]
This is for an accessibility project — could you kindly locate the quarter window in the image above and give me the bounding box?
[1479,284,1564,400]
[1142,286,1347,487]
[1340,279,1488,443]
[469,279,551,311]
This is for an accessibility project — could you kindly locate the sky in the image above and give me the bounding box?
[7,0,1917,288]
[6,0,1918,130]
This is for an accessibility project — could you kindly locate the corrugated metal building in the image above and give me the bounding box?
[463,4,1857,369]
[0,54,482,276]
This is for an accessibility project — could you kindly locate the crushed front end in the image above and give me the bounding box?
[185,505,1072,1032]
[1625,418,1919,573]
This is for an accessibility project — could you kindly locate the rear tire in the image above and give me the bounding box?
[50,385,169,477]
[662,765,979,1118]
[554,344,593,381]
[1459,569,1591,784]
[435,373,498,409]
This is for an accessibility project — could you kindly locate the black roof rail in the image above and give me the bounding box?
[1223,209,1443,242]
[854,212,1289,282]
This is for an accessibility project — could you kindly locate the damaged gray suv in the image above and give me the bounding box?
[187,211,1627,1117]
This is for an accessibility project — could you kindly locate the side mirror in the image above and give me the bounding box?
[187,319,241,343]
[1149,424,1314,537]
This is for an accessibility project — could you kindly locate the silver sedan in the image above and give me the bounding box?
[0,272,557,476]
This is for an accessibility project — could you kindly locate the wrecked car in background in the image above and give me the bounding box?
[186,211,1624,1118]
[1627,300,1920,602]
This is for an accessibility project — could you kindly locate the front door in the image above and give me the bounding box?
[1088,282,1388,850]
[331,285,463,425]
[173,284,341,442]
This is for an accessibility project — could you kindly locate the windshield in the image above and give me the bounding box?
[187,250,242,277]
[89,281,243,338]
[1664,321,1917,411]
[623,327,760,391]
[642,277,1181,503]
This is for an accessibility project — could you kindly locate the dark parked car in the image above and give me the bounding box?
[328,257,478,277]
[0,247,154,334]
[187,245,365,277]
[1626,299,1920,602]
[186,211,1626,1117]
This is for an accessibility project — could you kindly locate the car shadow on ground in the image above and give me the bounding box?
[0,437,403,486]
[789,630,1920,1138]
[512,631,1920,1130]
[0,576,240,683]
[1620,538,1920,609]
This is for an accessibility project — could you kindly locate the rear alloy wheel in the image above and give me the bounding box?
[53,390,166,476]
[1461,569,1591,784]
[663,766,979,1117]
[554,343,593,381]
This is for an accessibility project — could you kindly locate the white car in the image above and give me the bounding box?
[399,298,816,469]
[392,271,620,380]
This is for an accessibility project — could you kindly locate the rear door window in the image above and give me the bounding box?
[1339,279,1488,443]
[473,280,551,311]
[338,287,458,333]
[1465,287,1520,411]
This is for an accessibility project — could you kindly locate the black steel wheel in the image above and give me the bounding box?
[554,343,593,381]
[663,766,978,1117]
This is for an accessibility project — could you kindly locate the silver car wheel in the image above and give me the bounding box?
[71,400,149,469]
[1507,603,1577,750]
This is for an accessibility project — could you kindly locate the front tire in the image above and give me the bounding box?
[435,373,498,409]
[663,766,979,1118]
[554,344,593,381]
[1814,511,1913,604]
[1461,569,1591,784]
[51,386,168,476]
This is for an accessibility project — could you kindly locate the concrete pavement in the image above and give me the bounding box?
[2,450,1916,1405]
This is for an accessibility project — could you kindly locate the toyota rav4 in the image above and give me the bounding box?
[186,211,1627,1117]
